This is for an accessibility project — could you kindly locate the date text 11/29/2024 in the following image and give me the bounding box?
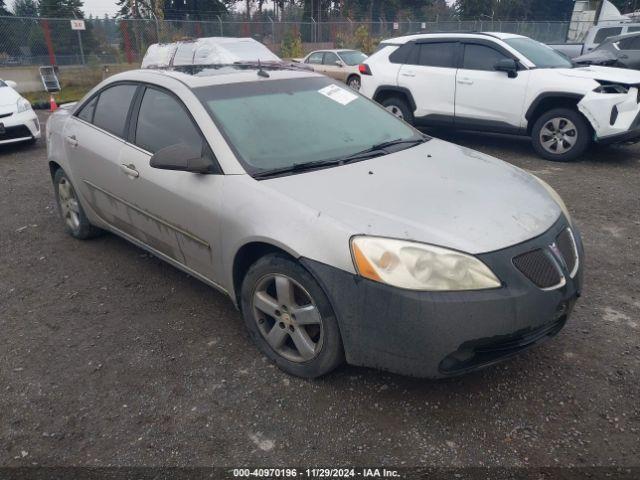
[232,468,401,478]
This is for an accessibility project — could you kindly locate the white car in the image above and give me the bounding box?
[360,32,640,161]
[0,79,40,146]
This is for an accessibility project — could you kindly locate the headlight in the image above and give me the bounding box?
[16,97,32,113]
[350,236,501,291]
[532,175,572,224]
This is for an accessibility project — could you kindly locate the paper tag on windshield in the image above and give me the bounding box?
[318,84,358,106]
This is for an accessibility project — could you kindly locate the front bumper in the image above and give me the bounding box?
[302,217,583,378]
[0,109,40,145]
[578,87,640,144]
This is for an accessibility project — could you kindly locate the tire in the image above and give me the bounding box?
[347,75,361,91]
[240,254,344,378]
[53,168,103,240]
[381,96,415,125]
[531,108,591,162]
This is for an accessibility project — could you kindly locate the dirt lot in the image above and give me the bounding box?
[1,112,639,469]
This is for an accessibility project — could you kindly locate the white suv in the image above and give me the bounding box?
[360,32,640,161]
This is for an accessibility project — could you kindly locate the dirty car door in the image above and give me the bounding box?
[63,83,138,235]
[117,86,222,282]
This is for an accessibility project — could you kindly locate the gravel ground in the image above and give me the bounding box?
[0,112,639,469]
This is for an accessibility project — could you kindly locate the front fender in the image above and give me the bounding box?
[578,88,640,139]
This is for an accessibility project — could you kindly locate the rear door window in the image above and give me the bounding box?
[306,52,324,64]
[416,42,458,68]
[134,87,204,154]
[92,84,137,138]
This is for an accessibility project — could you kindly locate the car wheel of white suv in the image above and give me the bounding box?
[241,253,345,378]
[381,97,414,125]
[531,108,591,162]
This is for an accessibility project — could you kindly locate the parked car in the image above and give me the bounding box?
[46,63,582,379]
[574,31,640,69]
[141,37,283,69]
[360,32,640,161]
[298,49,368,89]
[0,79,40,146]
[550,23,640,58]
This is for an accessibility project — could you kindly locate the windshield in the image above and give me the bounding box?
[505,37,573,68]
[196,77,420,176]
[0,80,6,87]
[339,50,367,66]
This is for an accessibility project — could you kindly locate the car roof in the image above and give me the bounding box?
[309,49,361,54]
[380,32,525,44]
[106,67,322,90]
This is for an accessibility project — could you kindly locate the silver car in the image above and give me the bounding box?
[46,65,583,378]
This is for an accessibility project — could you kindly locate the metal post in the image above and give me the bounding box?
[217,15,223,36]
[269,16,275,44]
[76,29,85,65]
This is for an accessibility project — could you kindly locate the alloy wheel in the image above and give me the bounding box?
[57,177,81,232]
[348,77,361,90]
[539,117,578,155]
[252,274,324,363]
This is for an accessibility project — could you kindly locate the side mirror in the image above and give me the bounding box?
[335,60,344,67]
[494,58,518,78]
[5,80,17,89]
[150,143,217,174]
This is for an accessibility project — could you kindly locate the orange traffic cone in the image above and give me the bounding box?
[49,94,57,112]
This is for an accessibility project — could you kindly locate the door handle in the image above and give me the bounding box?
[401,71,416,77]
[120,163,139,178]
[457,78,474,85]
[65,135,78,147]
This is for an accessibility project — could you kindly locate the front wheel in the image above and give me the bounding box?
[531,108,591,162]
[240,254,344,378]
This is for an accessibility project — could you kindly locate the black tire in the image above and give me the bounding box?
[240,254,344,378]
[346,75,361,91]
[381,96,415,125]
[531,108,591,162]
[53,168,103,240]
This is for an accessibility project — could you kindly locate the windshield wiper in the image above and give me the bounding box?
[253,136,429,180]
[370,137,429,151]
[253,159,344,179]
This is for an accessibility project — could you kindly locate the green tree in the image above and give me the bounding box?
[13,0,40,16]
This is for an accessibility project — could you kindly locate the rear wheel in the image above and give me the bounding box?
[381,96,414,125]
[347,75,361,91]
[531,108,591,162]
[240,254,344,378]
[53,169,102,239]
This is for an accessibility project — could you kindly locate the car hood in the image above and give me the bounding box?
[554,65,640,84]
[0,86,20,108]
[264,139,562,254]
[574,50,618,65]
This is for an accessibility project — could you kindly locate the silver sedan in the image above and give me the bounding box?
[46,66,583,378]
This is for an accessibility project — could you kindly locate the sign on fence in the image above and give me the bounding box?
[70,19,86,31]
[393,22,399,30]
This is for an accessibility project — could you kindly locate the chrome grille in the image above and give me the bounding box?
[513,249,563,289]
[556,228,578,278]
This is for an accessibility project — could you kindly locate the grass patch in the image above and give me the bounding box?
[23,85,90,105]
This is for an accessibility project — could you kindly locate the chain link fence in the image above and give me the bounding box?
[0,15,590,67]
